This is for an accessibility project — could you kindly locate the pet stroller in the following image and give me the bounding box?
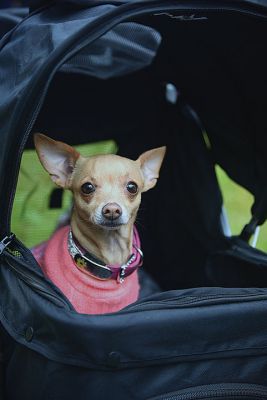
[1,1,267,398]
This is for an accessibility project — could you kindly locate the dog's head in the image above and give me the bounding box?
[34,134,166,230]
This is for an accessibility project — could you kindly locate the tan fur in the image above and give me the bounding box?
[34,133,166,267]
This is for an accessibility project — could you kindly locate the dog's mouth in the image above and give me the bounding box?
[99,220,124,230]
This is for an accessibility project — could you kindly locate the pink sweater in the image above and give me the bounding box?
[32,226,140,314]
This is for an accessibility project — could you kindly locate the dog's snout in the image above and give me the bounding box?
[102,203,122,220]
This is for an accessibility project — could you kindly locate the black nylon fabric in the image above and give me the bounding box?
[0,8,27,37]
[143,11,267,208]
[2,254,267,399]
[0,9,162,80]
[24,0,267,8]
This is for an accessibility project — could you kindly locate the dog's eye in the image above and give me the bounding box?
[126,181,138,194]
[81,182,95,194]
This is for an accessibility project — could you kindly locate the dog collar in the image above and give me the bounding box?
[67,226,143,283]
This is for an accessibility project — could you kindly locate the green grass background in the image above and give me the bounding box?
[216,166,267,251]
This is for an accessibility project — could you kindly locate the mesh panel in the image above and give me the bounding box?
[61,22,161,79]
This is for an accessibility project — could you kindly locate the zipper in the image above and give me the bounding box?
[0,234,15,255]
[125,292,267,312]
[4,256,74,310]
[149,384,267,400]
[0,238,74,310]
[2,1,267,237]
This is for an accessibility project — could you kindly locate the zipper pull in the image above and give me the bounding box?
[0,233,15,255]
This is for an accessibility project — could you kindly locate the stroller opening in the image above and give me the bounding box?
[10,8,267,291]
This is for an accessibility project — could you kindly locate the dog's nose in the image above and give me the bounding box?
[102,203,122,220]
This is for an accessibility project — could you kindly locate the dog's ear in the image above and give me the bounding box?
[34,133,80,188]
[137,146,166,192]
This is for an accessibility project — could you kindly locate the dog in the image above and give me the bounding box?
[32,133,166,314]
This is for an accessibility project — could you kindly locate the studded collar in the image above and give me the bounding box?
[68,226,143,283]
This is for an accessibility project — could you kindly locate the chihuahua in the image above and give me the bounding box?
[33,134,166,314]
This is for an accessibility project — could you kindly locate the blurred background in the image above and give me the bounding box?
[216,166,267,251]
